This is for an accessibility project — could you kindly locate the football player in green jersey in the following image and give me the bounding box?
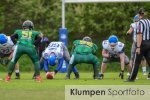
[66,36,101,80]
[5,20,42,82]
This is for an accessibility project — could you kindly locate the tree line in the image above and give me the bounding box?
[0,0,150,54]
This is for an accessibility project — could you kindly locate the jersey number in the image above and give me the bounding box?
[22,31,32,38]
[49,43,59,48]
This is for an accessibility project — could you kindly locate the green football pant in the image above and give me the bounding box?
[8,44,40,76]
[67,53,100,78]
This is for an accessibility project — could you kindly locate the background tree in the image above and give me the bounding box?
[0,1,149,71]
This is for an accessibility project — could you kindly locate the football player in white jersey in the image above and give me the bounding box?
[126,15,147,76]
[100,35,131,79]
[0,34,20,79]
[35,41,79,79]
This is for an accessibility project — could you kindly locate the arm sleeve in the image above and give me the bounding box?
[34,35,42,46]
[92,44,98,54]
[118,47,125,54]
[54,57,64,74]
[10,33,18,44]
[44,59,49,73]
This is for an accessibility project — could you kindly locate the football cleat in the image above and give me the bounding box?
[119,71,124,79]
[35,75,42,82]
[94,74,102,80]
[147,73,150,80]
[5,75,11,82]
[65,75,70,80]
[74,72,79,80]
[15,73,20,79]
[124,79,135,82]
[99,74,104,79]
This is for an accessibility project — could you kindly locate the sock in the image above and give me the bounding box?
[34,62,40,76]
[8,62,16,76]
[15,70,19,73]
[142,66,146,73]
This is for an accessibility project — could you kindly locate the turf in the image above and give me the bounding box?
[0,72,150,100]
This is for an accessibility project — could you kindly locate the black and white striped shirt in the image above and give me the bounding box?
[137,18,150,40]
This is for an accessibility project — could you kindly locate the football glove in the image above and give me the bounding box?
[119,70,124,79]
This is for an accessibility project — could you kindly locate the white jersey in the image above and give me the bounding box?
[130,22,139,42]
[42,42,64,59]
[102,40,124,58]
[0,36,14,55]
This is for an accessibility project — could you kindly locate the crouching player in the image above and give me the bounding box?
[66,36,101,80]
[100,35,131,79]
[5,20,42,82]
[38,41,79,79]
[0,34,20,79]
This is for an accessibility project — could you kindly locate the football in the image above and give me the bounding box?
[46,72,54,79]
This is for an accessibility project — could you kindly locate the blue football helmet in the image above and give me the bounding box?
[134,15,139,22]
[0,34,8,44]
[48,53,57,66]
[108,35,118,43]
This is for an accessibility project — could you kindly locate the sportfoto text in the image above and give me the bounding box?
[70,88,145,97]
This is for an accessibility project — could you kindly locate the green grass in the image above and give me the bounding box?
[0,72,150,100]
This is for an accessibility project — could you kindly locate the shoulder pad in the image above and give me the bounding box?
[7,36,14,45]
[102,40,109,49]
[117,42,124,51]
[130,23,135,27]
[73,40,79,45]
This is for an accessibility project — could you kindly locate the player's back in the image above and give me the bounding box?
[15,29,40,47]
[73,40,97,54]
[43,42,63,59]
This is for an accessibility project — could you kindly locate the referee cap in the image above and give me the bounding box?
[138,8,145,15]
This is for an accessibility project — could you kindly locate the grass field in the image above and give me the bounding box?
[0,72,150,100]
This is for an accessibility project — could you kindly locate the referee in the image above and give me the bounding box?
[127,8,150,82]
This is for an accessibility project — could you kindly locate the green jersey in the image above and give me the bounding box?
[14,29,40,47]
[73,40,98,54]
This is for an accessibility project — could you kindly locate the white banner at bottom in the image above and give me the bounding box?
[65,85,150,100]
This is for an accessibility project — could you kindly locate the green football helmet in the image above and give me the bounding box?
[82,36,92,42]
[22,20,34,30]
